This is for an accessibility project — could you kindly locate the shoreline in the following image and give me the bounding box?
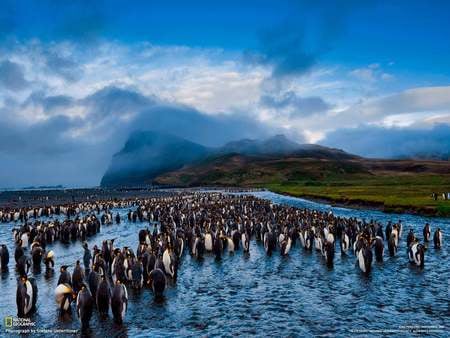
[268,189,446,218]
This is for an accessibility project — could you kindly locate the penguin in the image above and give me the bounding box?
[193,236,205,260]
[314,235,323,252]
[0,244,9,272]
[72,260,84,293]
[423,223,431,242]
[149,268,166,300]
[241,231,250,254]
[408,242,425,267]
[15,241,24,264]
[304,230,313,251]
[17,255,31,276]
[341,231,350,255]
[58,266,72,286]
[20,233,29,248]
[263,231,276,256]
[31,244,43,269]
[357,246,373,274]
[111,280,128,324]
[324,241,334,267]
[82,242,92,273]
[96,275,111,316]
[388,234,397,256]
[232,230,241,251]
[87,270,101,301]
[162,248,177,280]
[204,232,213,252]
[433,228,442,249]
[226,236,235,253]
[55,283,75,313]
[76,285,94,332]
[44,251,55,270]
[213,234,223,260]
[406,229,416,248]
[280,236,292,256]
[16,275,38,317]
[373,236,384,262]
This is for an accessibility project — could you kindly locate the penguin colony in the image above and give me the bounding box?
[0,192,444,333]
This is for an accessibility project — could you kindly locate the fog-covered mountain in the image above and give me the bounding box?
[101,131,358,187]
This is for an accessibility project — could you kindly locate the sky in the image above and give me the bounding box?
[0,0,450,187]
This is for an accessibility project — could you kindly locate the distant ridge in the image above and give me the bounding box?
[100,131,358,187]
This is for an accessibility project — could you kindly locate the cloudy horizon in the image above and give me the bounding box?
[1,1,449,187]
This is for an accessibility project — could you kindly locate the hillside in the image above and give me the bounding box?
[101,132,356,187]
[101,131,211,187]
[155,156,450,216]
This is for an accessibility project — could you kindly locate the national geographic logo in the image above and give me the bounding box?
[4,316,13,328]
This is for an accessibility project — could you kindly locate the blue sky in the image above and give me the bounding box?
[0,0,449,187]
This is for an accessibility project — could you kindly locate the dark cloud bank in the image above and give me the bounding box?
[0,87,277,188]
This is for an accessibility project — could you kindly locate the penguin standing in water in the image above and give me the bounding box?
[87,269,101,301]
[406,229,416,248]
[357,244,373,274]
[43,251,55,270]
[58,266,72,286]
[341,230,350,255]
[423,223,431,242]
[213,234,223,260]
[17,255,31,276]
[263,231,276,256]
[55,283,75,314]
[323,241,334,267]
[241,231,250,254]
[96,275,111,316]
[388,234,397,256]
[111,280,128,324]
[433,228,443,249]
[72,261,85,293]
[408,241,425,267]
[82,242,92,273]
[149,268,166,300]
[16,275,38,317]
[162,247,178,281]
[373,236,384,262]
[0,244,9,272]
[280,235,292,256]
[76,285,94,333]
[15,240,24,265]
[31,244,44,270]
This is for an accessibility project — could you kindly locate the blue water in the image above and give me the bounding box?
[0,191,448,337]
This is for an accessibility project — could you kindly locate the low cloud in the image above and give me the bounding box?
[322,124,450,159]
[0,85,287,188]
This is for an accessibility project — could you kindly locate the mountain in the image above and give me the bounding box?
[220,134,357,159]
[100,131,211,187]
[220,134,300,155]
[100,131,358,187]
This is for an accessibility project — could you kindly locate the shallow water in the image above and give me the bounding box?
[0,191,448,337]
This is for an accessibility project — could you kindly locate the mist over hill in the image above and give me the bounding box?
[100,131,357,187]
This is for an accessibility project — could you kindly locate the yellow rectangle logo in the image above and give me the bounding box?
[4,316,13,327]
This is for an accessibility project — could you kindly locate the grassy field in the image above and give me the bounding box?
[265,174,450,216]
[155,154,450,216]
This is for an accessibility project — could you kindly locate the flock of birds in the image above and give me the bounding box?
[0,192,445,333]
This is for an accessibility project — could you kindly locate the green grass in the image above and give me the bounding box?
[264,174,450,216]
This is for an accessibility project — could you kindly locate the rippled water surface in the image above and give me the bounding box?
[0,191,449,337]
